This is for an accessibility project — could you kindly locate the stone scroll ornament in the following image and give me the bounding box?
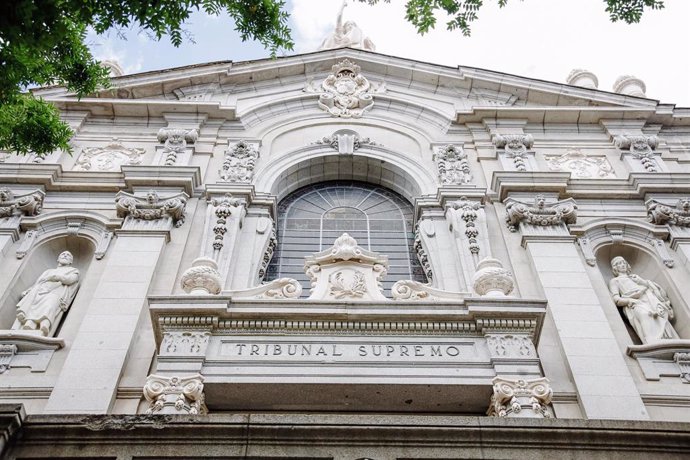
[157,128,198,166]
[0,187,43,217]
[433,145,472,185]
[73,138,144,172]
[614,135,660,172]
[647,198,690,227]
[307,59,381,118]
[13,251,80,337]
[143,374,207,415]
[488,377,552,418]
[115,190,187,228]
[219,141,259,183]
[492,134,534,171]
[505,194,577,232]
[608,256,679,345]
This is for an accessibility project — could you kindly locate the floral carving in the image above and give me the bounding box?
[143,374,207,415]
[546,149,615,178]
[647,199,690,227]
[449,198,481,257]
[614,135,659,172]
[157,128,198,166]
[0,187,43,217]
[505,194,577,232]
[488,377,552,418]
[308,59,378,118]
[74,138,144,171]
[492,134,534,171]
[413,224,433,281]
[220,141,259,183]
[433,144,471,185]
[210,194,244,253]
[115,190,187,228]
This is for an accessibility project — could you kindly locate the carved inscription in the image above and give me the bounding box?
[220,341,477,362]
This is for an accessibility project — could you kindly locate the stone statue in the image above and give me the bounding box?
[14,251,80,336]
[608,256,678,344]
[319,1,376,51]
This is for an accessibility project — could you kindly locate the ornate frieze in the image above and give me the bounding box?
[647,198,690,227]
[160,332,211,356]
[115,190,187,229]
[304,233,388,301]
[433,144,472,185]
[180,257,222,295]
[486,335,536,358]
[313,129,377,154]
[488,377,552,418]
[492,134,534,171]
[143,374,207,415]
[157,128,198,166]
[219,141,259,183]
[505,194,577,232]
[546,149,615,178]
[307,59,379,118]
[74,138,144,171]
[472,258,515,297]
[614,135,660,172]
[0,187,44,218]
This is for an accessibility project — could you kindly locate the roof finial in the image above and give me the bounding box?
[318,0,376,51]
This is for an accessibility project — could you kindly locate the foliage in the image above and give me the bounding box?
[0,0,293,156]
[362,0,665,36]
[0,0,665,157]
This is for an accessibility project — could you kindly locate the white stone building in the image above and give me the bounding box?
[0,46,689,458]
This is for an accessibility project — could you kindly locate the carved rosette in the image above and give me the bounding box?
[157,128,198,166]
[492,134,534,171]
[433,145,472,185]
[219,141,259,183]
[505,194,577,232]
[74,138,144,171]
[310,59,378,118]
[647,199,690,227]
[0,187,44,218]
[488,377,553,418]
[304,233,388,301]
[614,135,659,172]
[472,258,514,297]
[115,190,188,229]
[143,374,207,415]
[180,257,222,295]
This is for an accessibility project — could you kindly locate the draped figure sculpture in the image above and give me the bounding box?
[319,1,376,51]
[14,251,80,336]
[608,256,679,344]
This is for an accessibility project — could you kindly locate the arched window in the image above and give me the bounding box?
[266,181,426,297]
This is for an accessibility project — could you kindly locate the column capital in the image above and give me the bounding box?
[143,374,207,415]
[488,377,553,418]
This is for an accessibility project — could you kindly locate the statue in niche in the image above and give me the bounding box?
[608,256,679,344]
[13,251,80,336]
[319,1,376,51]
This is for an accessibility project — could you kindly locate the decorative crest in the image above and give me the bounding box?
[433,145,472,185]
[546,149,615,178]
[308,59,380,118]
[220,141,259,183]
[74,138,144,171]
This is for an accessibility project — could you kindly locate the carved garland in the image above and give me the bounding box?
[614,135,659,172]
[492,134,534,171]
[157,128,198,166]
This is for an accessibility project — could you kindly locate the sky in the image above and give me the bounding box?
[87,0,690,106]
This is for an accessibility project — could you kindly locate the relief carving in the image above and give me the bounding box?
[219,141,259,183]
[74,138,144,171]
[486,335,535,358]
[614,135,660,172]
[307,59,381,118]
[492,134,534,171]
[313,129,377,155]
[505,194,577,232]
[143,374,207,415]
[433,144,472,185]
[647,198,690,227]
[157,128,198,166]
[160,331,210,356]
[488,377,552,418]
[115,190,187,229]
[546,149,615,178]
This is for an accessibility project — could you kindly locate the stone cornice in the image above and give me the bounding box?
[0,164,202,196]
[148,296,548,347]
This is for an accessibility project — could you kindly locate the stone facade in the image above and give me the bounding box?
[1,48,690,457]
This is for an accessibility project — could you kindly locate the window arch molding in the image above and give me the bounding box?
[266,181,427,297]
